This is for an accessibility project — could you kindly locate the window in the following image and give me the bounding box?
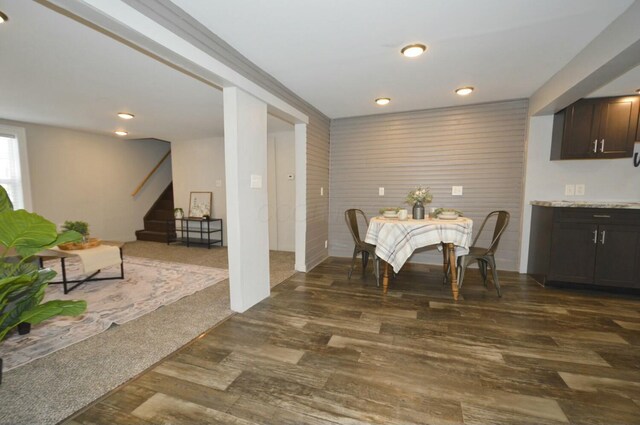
[0,125,31,210]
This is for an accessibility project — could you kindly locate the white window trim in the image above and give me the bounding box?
[0,124,33,211]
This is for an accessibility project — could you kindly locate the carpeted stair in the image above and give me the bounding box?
[135,183,176,242]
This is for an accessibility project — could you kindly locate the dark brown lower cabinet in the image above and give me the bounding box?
[529,207,640,289]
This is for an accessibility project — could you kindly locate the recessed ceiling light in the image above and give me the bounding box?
[401,44,427,58]
[375,97,391,106]
[114,130,128,136]
[0,11,9,23]
[455,86,474,96]
[117,112,135,120]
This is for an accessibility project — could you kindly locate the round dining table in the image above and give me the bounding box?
[365,215,473,300]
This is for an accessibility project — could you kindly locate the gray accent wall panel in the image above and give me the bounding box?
[329,100,528,271]
[123,0,331,270]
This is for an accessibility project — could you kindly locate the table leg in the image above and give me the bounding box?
[447,242,459,301]
[441,242,448,284]
[382,261,390,294]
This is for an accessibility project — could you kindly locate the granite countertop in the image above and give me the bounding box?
[531,200,640,209]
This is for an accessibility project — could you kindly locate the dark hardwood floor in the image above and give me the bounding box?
[65,258,640,424]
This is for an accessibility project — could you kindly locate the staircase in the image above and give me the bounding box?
[135,183,176,242]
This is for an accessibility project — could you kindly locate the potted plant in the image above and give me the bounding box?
[61,220,89,242]
[406,186,433,220]
[173,208,184,219]
[0,186,87,384]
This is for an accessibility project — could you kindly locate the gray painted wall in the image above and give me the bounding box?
[0,118,171,242]
[329,100,528,271]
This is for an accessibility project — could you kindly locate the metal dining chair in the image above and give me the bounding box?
[457,210,510,297]
[344,209,380,287]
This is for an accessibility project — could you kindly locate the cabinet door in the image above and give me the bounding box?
[548,222,597,283]
[562,100,599,159]
[594,224,640,288]
[596,97,639,158]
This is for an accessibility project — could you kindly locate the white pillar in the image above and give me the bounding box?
[223,87,270,312]
[294,123,307,272]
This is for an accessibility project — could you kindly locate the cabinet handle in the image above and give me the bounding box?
[600,230,606,245]
[600,139,605,153]
[593,139,598,153]
[593,214,611,218]
[592,230,598,244]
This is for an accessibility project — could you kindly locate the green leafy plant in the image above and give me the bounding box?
[434,208,464,216]
[406,186,433,205]
[61,220,89,236]
[378,207,400,214]
[0,186,87,343]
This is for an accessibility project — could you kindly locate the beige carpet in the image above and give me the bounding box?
[0,242,295,425]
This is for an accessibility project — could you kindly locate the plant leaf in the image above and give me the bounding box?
[0,185,13,213]
[18,299,87,325]
[49,230,83,248]
[0,210,58,258]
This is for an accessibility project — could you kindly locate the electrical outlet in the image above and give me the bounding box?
[452,186,463,196]
[378,187,384,196]
[575,184,585,196]
[565,184,575,196]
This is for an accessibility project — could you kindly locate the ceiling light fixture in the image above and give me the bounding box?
[117,112,135,120]
[375,97,391,106]
[455,86,474,96]
[0,11,9,23]
[114,130,128,136]
[401,44,427,58]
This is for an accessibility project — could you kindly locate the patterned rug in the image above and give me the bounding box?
[0,256,228,371]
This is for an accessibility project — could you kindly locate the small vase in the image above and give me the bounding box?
[413,201,425,220]
[18,322,31,335]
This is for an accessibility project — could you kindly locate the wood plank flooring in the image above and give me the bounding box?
[64,258,640,424]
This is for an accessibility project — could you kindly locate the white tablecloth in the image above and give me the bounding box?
[49,244,122,274]
[365,216,473,273]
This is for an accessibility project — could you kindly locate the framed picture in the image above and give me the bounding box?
[189,191,212,218]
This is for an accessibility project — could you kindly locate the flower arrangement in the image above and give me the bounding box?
[406,186,433,205]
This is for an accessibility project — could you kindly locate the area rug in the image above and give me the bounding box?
[0,256,228,371]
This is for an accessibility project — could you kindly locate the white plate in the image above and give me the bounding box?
[437,214,459,220]
[383,212,398,218]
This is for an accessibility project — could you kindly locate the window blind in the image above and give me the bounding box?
[0,134,24,209]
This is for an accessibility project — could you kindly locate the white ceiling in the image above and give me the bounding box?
[0,0,291,141]
[0,0,636,140]
[172,0,635,118]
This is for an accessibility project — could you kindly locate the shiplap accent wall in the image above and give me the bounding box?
[124,0,331,270]
[329,99,528,271]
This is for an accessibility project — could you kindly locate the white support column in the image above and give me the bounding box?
[294,123,307,272]
[224,87,270,312]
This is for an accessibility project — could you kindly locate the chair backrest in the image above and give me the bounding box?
[472,210,510,255]
[345,209,369,246]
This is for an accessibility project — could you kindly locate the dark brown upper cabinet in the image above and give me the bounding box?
[551,96,639,160]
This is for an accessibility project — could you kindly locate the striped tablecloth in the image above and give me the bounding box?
[365,216,473,273]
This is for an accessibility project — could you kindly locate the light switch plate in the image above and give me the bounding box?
[565,184,575,196]
[575,184,585,196]
[452,186,463,196]
[378,187,384,196]
[250,174,262,189]
[320,187,324,196]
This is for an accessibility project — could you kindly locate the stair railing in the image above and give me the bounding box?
[131,149,171,197]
